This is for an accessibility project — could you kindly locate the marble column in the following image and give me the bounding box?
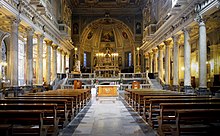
[9,17,20,86]
[164,40,172,89]
[172,35,180,91]
[183,27,193,93]
[197,18,208,93]
[64,52,67,73]
[158,44,164,81]
[152,48,158,73]
[52,45,58,81]
[45,40,52,84]
[36,34,44,84]
[26,27,34,86]
[145,54,149,72]
[149,52,153,73]
[59,49,63,73]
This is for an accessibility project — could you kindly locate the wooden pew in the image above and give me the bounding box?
[142,95,211,121]
[37,89,91,109]
[128,90,189,114]
[158,103,220,136]
[0,103,59,135]
[0,99,69,128]
[135,91,194,115]
[124,88,163,105]
[171,109,220,136]
[14,96,77,119]
[125,89,169,110]
[148,98,220,129]
[26,89,91,115]
[0,110,48,136]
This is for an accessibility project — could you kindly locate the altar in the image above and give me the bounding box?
[96,85,119,97]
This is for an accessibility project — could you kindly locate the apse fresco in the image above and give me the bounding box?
[101,30,114,42]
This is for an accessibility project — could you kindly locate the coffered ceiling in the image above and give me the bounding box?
[68,0,146,15]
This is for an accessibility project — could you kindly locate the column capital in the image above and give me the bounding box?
[163,40,172,46]
[64,52,67,56]
[195,13,205,24]
[58,48,63,52]
[45,40,53,46]
[10,16,21,25]
[148,51,153,56]
[182,27,192,33]
[152,48,158,53]
[172,34,180,43]
[157,44,164,50]
[52,44,58,50]
[144,52,149,58]
[37,34,44,39]
[26,27,35,36]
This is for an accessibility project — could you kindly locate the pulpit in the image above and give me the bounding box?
[96,85,119,97]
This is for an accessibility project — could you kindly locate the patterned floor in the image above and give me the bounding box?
[59,95,157,136]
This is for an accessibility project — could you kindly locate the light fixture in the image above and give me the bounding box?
[74,47,77,51]
[137,47,140,51]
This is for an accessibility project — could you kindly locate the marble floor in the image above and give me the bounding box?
[59,95,157,136]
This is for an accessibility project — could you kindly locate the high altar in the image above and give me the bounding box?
[94,45,120,78]
[96,85,119,97]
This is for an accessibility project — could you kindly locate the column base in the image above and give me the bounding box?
[196,87,210,95]
[183,86,195,94]
[172,85,179,91]
[163,84,170,90]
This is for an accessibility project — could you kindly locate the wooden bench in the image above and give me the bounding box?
[0,99,69,128]
[142,95,211,121]
[0,103,59,135]
[14,96,77,119]
[136,92,195,115]
[0,110,48,136]
[148,98,220,129]
[36,89,91,110]
[158,102,220,136]
[171,109,220,136]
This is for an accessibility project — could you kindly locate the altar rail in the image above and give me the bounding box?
[67,73,147,80]
[121,84,151,89]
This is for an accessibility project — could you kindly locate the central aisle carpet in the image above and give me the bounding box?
[60,96,156,136]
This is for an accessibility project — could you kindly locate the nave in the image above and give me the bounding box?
[60,95,156,136]
[1,87,220,136]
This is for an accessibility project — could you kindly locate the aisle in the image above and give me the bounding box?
[60,96,156,136]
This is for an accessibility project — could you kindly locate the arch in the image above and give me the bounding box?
[80,18,135,51]
[0,32,10,80]
[0,32,10,46]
